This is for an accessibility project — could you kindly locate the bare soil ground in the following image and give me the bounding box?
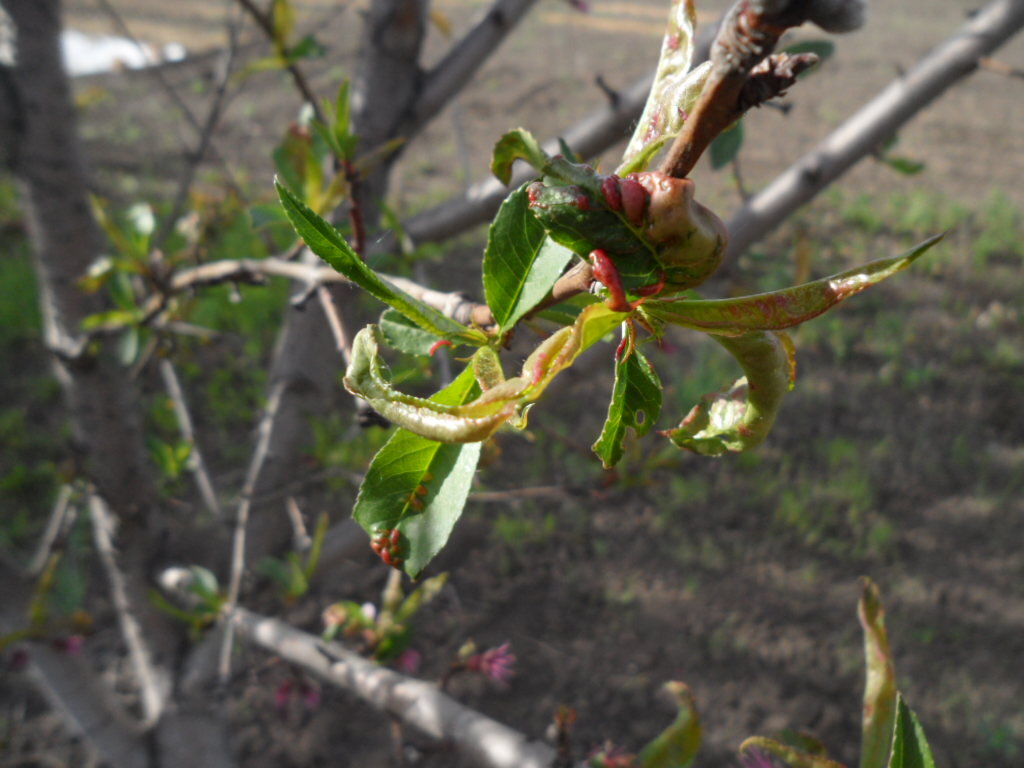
[4,1,1023,766]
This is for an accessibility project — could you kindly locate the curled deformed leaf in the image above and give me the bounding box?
[739,737,847,768]
[639,681,702,768]
[859,578,897,768]
[344,303,628,444]
[663,330,795,456]
[620,0,711,173]
[642,235,944,335]
[491,128,549,185]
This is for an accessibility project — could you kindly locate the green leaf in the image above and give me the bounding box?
[483,185,574,334]
[739,737,846,768]
[345,304,628,444]
[859,578,898,768]
[888,695,936,768]
[593,342,662,468]
[491,128,549,185]
[353,367,483,578]
[639,682,701,768]
[709,119,745,170]
[275,180,486,345]
[288,34,325,61]
[620,0,710,172]
[643,235,943,334]
[379,309,443,357]
[879,155,925,176]
[663,331,796,456]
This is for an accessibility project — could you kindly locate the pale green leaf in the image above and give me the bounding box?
[859,578,898,768]
[887,695,936,768]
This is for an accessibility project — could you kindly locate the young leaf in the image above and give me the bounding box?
[620,0,710,173]
[639,682,702,768]
[709,118,745,170]
[379,309,443,357]
[859,578,898,768]
[662,331,795,456]
[483,185,575,334]
[593,343,662,468]
[739,737,846,768]
[276,180,486,345]
[491,128,549,185]
[642,235,943,335]
[345,304,628,443]
[353,367,483,578]
[887,695,936,768]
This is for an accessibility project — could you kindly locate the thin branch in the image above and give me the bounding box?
[227,606,557,768]
[28,484,75,576]
[659,3,828,179]
[152,15,242,254]
[218,379,286,682]
[724,0,1024,260]
[88,493,167,726]
[410,0,541,128]
[159,359,223,520]
[93,0,242,196]
[234,0,325,123]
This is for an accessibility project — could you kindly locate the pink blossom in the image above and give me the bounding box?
[466,642,516,686]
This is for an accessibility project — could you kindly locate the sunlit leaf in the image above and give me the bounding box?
[593,342,662,468]
[639,682,701,768]
[620,0,710,173]
[662,330,795,456]
[353,367,483,578]
[344,304,628,443]
[276,180,486,345]
[887,695,936,768]
[739,737,846,768]
[859,578,898,768]
[642,235,943,335]
[483,185,575,334]
[379,309,443,357]
[491,128,548,185]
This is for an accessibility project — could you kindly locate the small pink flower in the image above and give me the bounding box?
[466,642,516,686]
[395,649,422,674]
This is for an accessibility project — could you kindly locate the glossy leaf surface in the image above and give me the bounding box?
[353,366,483,578]
[663,331,795,456]
[859,578,897,768]
[643,236,943,335]
[483,185,574,334]
[887,695,936,768]
[593,343,662,469]
[276,180,486,345]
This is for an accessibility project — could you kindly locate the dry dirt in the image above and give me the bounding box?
[5,1,1024,767]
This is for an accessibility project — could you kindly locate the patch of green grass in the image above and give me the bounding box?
[973,189,1024,268]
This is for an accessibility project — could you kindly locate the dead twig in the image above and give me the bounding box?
[159,359,223,520]
[88,493,168,726]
